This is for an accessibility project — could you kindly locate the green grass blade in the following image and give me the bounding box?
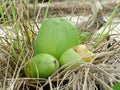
[93,2,120,48]
[43,0,51,20]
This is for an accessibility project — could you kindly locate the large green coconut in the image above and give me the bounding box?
[34,18,79,59]
[24,53,59,78]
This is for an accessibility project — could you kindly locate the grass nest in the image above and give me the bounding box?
[0,0,120,90]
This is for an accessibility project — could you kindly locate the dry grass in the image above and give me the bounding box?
[0,0,120,90]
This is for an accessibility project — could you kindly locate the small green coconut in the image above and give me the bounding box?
[59,45,94,69]
[34,18,79,59]
[59,48,81,68]
[24,53,59,78]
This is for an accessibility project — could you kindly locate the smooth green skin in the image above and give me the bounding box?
[24,53,59,78]
[112,83,120,90]
[34,18,79,59]
[59,48,84,69]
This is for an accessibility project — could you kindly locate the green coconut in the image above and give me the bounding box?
[59,48,80,67]
[34,18,79,59]
[24,53,59,78]
[59,45,94,69]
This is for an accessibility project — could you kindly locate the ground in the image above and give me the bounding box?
[0,0,120,90]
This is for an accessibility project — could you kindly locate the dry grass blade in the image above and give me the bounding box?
[83,68,89,90]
